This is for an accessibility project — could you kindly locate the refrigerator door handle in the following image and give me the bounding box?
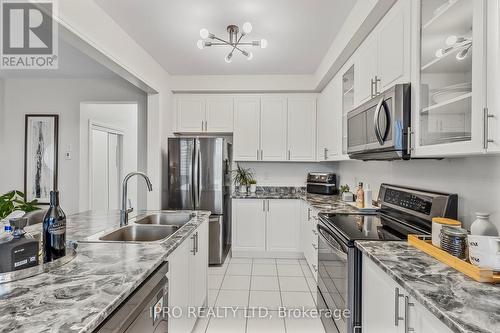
[197,144,202,207]
[193,140,200,209]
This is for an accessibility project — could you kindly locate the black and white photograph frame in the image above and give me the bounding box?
[24,115,59,204]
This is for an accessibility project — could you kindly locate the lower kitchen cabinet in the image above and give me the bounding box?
[362,254,453,333]
[168,222,208,333]
[301,202,319,281]
[232,199,301,257]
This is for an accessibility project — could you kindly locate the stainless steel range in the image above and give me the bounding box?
[316,184,458,333]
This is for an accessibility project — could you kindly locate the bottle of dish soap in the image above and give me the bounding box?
[356,182,365,208]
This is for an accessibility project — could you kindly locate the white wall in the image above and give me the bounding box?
[79,103,139,212]
[336,157,500,231]
[0,78,147,215]
[56,1,173,210]
[238,162,336,187]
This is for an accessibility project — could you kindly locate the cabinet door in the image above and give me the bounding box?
[414,0,486,157]
[362,255,404,333]
[287,96,317,161]
[486,0,500,153]
[191,221,208,309]
[266,199,301,252]
[233,96,260,161]
[206,96,234,132]
[378,0,411,91]
[232,199,267,252]
[412,298,454,333]
[176,96,205,132]
[260,96,288,161]
[354,34,378,106]
[317,89,330,160]
[168,239,192,333]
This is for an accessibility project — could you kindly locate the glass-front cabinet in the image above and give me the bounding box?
[342,64,355,158]
[414,0,487,156]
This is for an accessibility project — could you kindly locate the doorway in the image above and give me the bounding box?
[90,124,123,211]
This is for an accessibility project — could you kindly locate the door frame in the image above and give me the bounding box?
[88,120,125,210]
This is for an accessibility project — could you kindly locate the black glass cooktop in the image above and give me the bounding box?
[318,213,428,246]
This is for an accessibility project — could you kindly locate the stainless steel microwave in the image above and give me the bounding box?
[347,83,411,160]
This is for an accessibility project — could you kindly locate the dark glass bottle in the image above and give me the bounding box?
[43,191,66,262]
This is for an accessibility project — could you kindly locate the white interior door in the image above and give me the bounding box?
[91,126,123,211]
[91,129,109,211]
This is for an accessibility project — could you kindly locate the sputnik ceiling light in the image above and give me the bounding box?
[197,22,268,63]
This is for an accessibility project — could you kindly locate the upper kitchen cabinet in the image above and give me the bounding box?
[413,0,487,157]
[486,0,500,153]
[354,0,411,107]
[205,96,234,132]
[288,95,317,161]
[261,96,288,161]
[317,73,342,161]
[234,96,261,161]
[175,95,234,133]
[175,96,206,132]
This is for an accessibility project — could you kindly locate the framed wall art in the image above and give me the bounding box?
[24,115,59,204]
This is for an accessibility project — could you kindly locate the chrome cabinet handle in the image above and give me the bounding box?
[191,233,197,255]
[307,208,311,221]
[370,78,375,98]
[311,243,318,250]
[267,200,270,212]
[257,149,260,160]
[404,296,415,333]
[287,150,291,160]
[324,148,328,160]
[394,287,404,326]
[484,108,494,149]
[407,126,413,152]
[261,149,264,161]
[263,200,266,212]
[375,76,381,95]
[195,232,199,254]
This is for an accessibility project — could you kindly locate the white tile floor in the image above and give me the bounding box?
[193,256,325,333]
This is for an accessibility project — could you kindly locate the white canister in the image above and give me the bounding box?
[431,217,462,248]
[470,212,498,236]
[249,184,257,193]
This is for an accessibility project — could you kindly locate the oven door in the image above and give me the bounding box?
[317,223,349,333]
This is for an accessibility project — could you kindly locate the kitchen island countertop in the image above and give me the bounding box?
[0,210,210,333]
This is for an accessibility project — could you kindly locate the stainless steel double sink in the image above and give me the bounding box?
[85,212,195,243]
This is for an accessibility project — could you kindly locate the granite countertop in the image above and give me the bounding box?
[0,210,210,333]
[231,186,359,214]
[356,241,500,333]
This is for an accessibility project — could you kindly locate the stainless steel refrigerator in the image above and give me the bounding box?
[166,137,232,265]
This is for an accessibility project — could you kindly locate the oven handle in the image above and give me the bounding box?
[374,97,389,145]
[317,224,348,261]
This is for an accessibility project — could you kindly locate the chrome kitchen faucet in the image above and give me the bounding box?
[120,172,153,227]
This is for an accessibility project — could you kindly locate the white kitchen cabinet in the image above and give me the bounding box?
[175,95,233,133]
[355,34,379,106]
[362,254,453,333]
[354,0,411,107]
[318,72,344,161]
[287,96,317,161]
[261,96,288,161]
[267,199,301,252]
[191,221,208,310]
[168,222,208,333]
[301,202,319,281]
[486,0,500,153]
[232,199,302,256]
[176,96,206,132]
[413,0,487,157]
[232,199,267,252]
[234,96,261,161]
[205,96,234,132]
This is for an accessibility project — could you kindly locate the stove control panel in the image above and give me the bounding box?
[383,188,433,215]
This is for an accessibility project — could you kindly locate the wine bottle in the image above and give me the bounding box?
[43,191,66,262]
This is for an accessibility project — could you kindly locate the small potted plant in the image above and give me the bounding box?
[339,184,354,202]
[232,164,254,193]
[248,179,257,193]
[0,190,40,221]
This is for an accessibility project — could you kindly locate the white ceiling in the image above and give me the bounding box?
[94,0,355,75]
